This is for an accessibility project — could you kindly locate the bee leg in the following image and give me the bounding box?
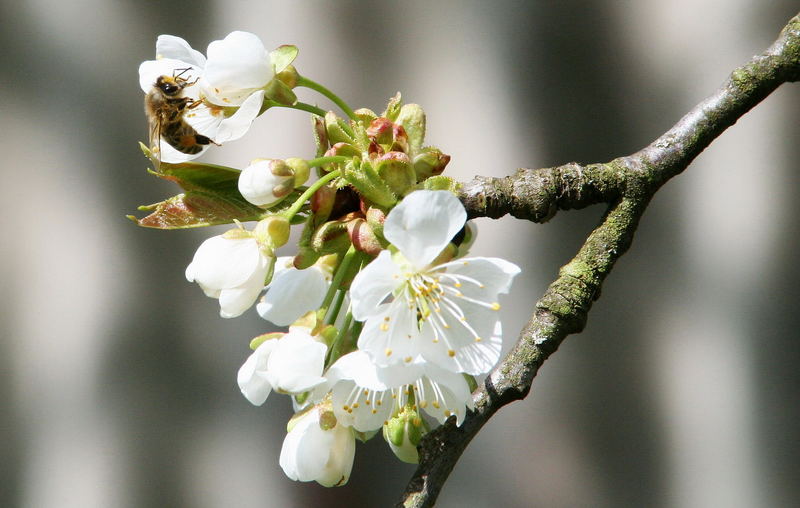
[196,134,221,147]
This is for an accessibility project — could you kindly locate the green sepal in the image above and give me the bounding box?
[312,116,329,158]
[250,332,284,350]
[382,92,402,121]
[263,78,297,106]
[395,104,426,155]
[270,45,299,74]
[375,154,416,198]
[463,373,478,393]
[343,160,397,208]
[325,112,355,145]
[421,175,460,193]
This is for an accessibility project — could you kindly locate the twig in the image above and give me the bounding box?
[399,12,800,508]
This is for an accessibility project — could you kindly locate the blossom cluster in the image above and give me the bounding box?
[136,32,520,487]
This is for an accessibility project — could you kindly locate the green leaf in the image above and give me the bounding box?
[129,190,264,229]
[270,45,299,74]
[130,154,264,229]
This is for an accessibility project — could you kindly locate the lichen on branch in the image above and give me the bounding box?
[400,11,800,508]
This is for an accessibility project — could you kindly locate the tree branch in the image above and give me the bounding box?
[399,12,800,508]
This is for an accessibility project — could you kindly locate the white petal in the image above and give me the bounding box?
[349,250,402,320]
[216,90,265,143]
[156,139,209,163]
[204,31,272,105]
[257,265,328,326]
[236,341,278,405]
[265,332,328,393]
[416,367,473,425]
[438,256,521,297]
[357,300,422,367]
[327,351,421,391]
[155,35,206,67]
[218,279,264,318]
[279,409,355,486]
[185,236,261,290]
[139,58,195,93]
[420,318,502,375]
[384,190,466,268]
[330,379,394,433]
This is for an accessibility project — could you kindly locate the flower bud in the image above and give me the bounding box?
[285,157,310,187]
[413,149,451,182]
[382,406,428,464]
[375,152,415,197]
[366,118,409,153]
[353,107,377,126]
[325,111,354,145]
[324,142,360,159]
[239,159,296,207]
[312,117,329,157]
[275,64,299,88]
[347,218,383,256]
[395,103,426,155]
[255,215,290,249]
[312,219,352,254]
[342,159,397,208]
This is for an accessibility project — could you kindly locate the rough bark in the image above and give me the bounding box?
[398,13,800,508]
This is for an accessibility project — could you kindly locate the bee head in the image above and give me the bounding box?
[156,75,183,96]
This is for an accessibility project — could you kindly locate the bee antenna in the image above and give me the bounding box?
[173,67,193,79]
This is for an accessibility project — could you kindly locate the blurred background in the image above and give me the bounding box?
[1,1,798,507]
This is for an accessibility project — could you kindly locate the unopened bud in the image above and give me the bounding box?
[285,157,310,187]
[353,107,377,126]
[255,215,290,249]
[413,149,451,182]
[325,111,354,145]
[395,103,426,155]
[239,159,296,207]
[375,152,415,197]
[275,64,299,88]
[347,218,383,256]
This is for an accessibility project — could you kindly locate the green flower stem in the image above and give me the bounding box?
[297,75,357,120]
[326,311,354,368]
[320,245,357,312]
[263,99,328,117]
[282,169,341,221]
[325,288,347,326]
[307,156,349,168]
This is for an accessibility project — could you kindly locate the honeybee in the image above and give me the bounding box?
[144,68,215,166]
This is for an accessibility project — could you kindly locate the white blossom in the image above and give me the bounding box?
[279,406,356,487]
[139,34,265,163]
[237,331,328,405]
[201,31,273,107]
[350,190,520,374]
[257,257,331,327]
[185,233,273,318]
[326,350,474,431]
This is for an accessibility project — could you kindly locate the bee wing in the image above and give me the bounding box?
[148,110,164,170]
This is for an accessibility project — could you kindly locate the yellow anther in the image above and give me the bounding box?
[419,400,428,408]
[475,337,482,342]
[404,356,413,363]
[385,348,393,357]
[432,401,441,409]
[448,349,456,357]
[490,302,500,310]
[352,403,359,408]
[380,323,389,332]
